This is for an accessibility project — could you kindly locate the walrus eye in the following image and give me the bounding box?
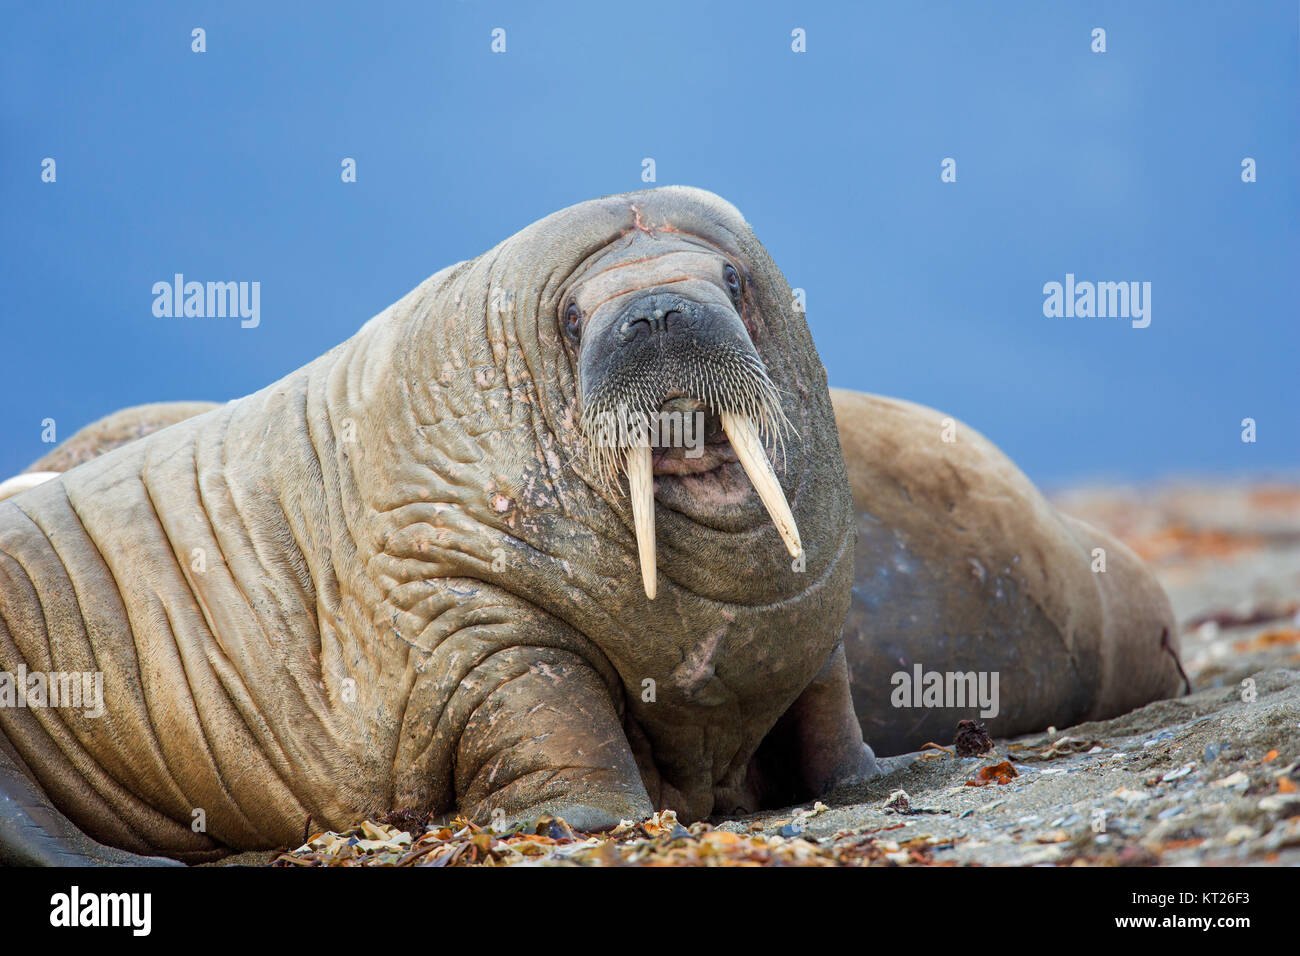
[723,264,742,301]
[564,302,581,337]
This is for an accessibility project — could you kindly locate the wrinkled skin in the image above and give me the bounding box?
[0,187,869,864]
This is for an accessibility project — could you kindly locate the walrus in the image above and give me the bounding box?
[0,187,872,864]
[0,187,1183,866]
[830,389,1188,756]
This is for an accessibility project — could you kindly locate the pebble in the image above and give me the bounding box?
[1259,793,1300,813]
[1222,824,1258,844]
[1019,844,1065,864]
[1212,771,1250,790]
[1112,787,1150,803]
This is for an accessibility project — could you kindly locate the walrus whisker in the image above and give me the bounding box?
[578,345,790,483]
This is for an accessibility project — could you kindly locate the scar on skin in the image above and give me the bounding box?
[671,626,727,693]
[629,203,656,237]
[627,203,689,239]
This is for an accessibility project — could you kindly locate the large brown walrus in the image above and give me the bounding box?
[0,187,1184,865]
[830,389,1188,756]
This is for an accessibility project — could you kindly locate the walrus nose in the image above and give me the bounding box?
[617,295,697,343]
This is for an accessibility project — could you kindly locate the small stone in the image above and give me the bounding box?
[1258,794,1300,816]
[1018,844,1065,864]
[1222,825,1258,845]
[1113,787,1150,803]
[1212,771,1250,790]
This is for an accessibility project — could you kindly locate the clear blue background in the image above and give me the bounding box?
[2,1,1296,484]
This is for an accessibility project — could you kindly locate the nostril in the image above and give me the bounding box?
[617,302,693,342]
[620,314,652,342]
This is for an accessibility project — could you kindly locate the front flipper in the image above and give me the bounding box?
[455,648,653,832]
[749,642,880,808]
[0,746,182,866]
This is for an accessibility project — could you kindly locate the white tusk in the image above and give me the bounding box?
[0,471,59,503]
[626,443,657,599]
[720,411,802,558]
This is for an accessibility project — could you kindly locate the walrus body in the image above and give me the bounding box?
[830,390,1186,756]
[0,187,1183,865]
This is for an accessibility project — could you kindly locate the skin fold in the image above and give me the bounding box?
[0,187,870,863]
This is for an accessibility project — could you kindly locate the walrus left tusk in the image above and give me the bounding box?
[0,471,59,503]
[626,443,657,599]
[720,411,802,558]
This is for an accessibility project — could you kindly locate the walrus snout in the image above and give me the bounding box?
[576,283,801,598]
[581,287,754,390]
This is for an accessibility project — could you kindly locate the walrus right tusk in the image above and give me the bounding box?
[626,443,657,599]
[0,471,59,503]
[720,411,802,558]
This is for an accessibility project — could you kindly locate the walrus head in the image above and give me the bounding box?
[361,184,851,617]
[527,188,849,615]
[566,207,798,598]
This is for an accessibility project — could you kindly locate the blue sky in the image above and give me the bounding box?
[1,1,1296,484]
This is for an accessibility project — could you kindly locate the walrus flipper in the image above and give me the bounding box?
[454,646,653,832]
[748,642,881,810]
[0,748,181,866]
